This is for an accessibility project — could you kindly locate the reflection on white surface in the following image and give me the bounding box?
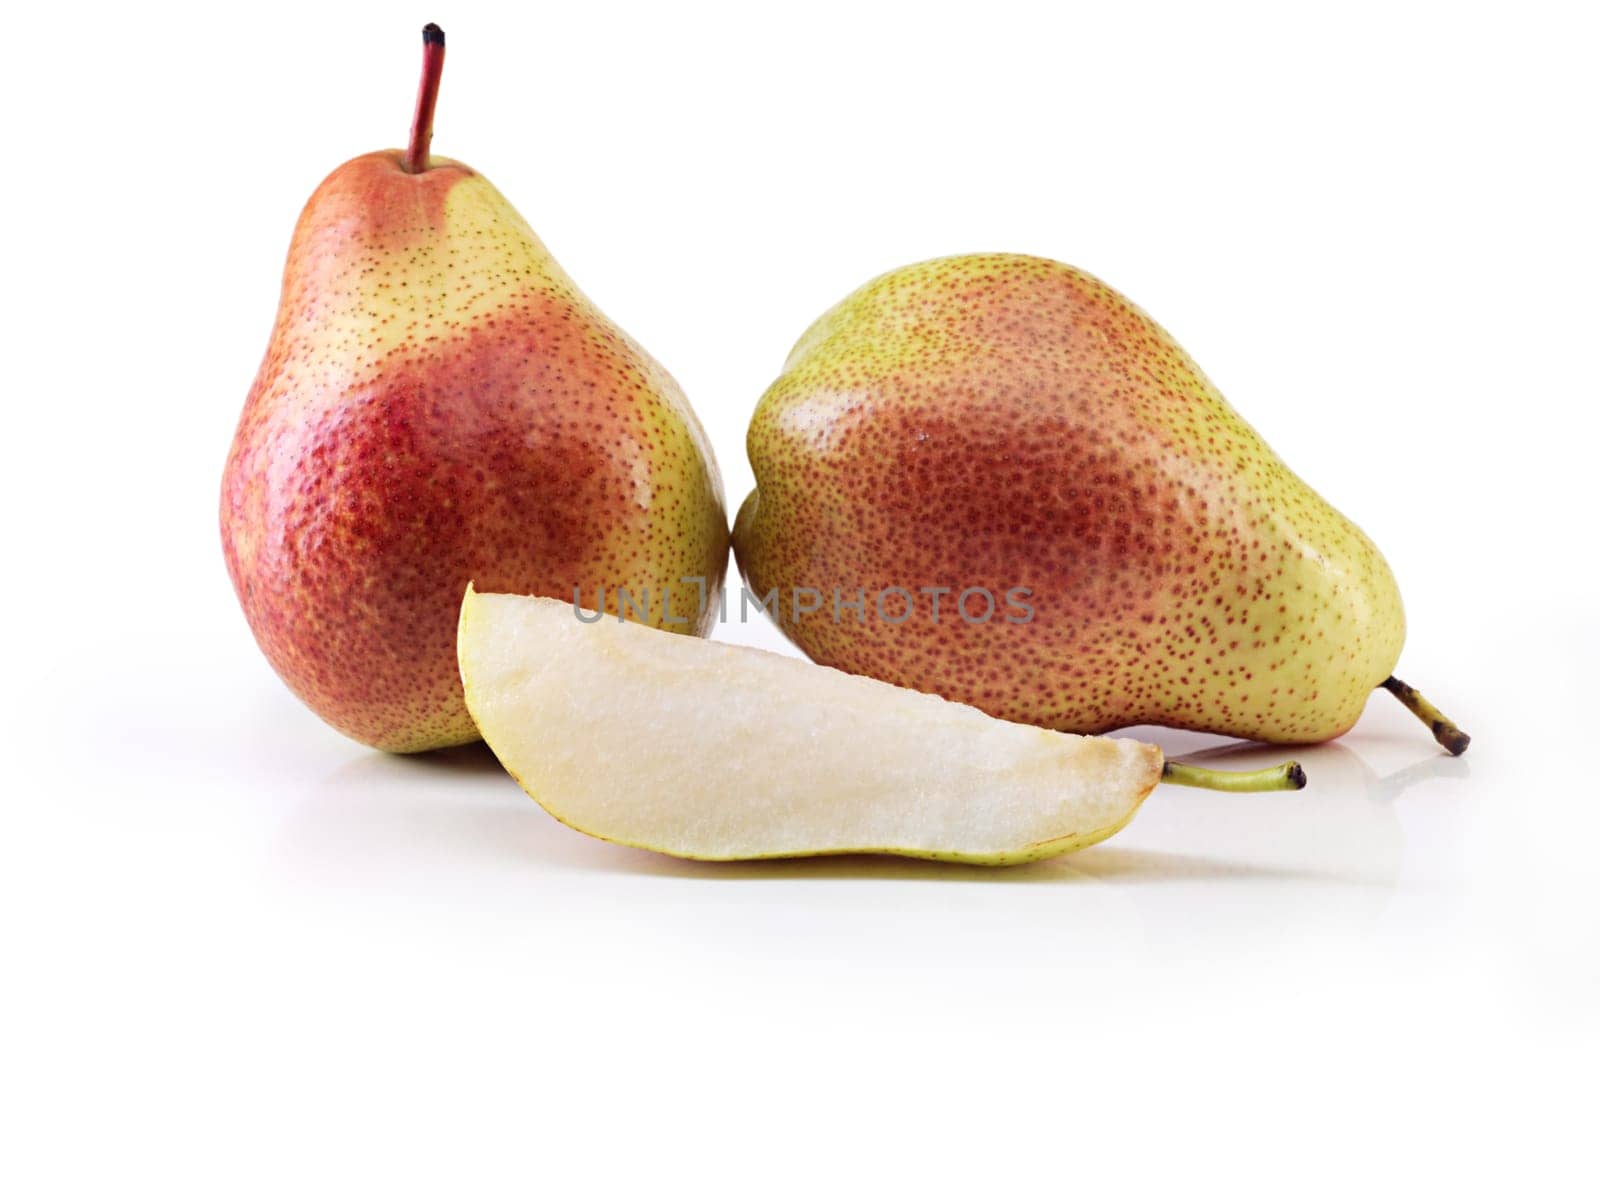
[280,725,1469,885]
[259,712,1484,985]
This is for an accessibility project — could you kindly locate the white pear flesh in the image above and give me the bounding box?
[458,587,1164,864]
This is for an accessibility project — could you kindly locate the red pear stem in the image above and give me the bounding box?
[402,24,446,175]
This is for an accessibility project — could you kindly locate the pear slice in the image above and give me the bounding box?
[459,587,1299,865]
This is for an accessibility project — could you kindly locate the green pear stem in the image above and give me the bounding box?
[402,24,446,175]
[1380,676,1471,756]
[1161,759,1307,792]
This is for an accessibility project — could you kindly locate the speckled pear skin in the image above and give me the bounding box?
[733,254,1404,745]
[223,151,728,753]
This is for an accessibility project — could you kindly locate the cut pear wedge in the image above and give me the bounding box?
[458,587,1306,865]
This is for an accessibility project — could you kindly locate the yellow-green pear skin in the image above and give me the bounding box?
[733,254,1404,745]
[222,151,727,753]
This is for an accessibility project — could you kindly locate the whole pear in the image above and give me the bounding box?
[733,254,1465,752]
[222,27,727,752]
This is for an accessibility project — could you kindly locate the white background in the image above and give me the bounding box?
[4,1,1597,1194]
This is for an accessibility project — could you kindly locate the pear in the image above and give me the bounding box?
[221,26,727,752]
[733,254,1467,753]
[458,587,1304,864]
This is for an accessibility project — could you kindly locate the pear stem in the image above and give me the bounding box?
[1380,676,1471,756]
[402,24,446,175]
[1161,759,1307,792]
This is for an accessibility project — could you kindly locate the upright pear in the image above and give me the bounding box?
[733,254,1466,753]
[223,26,727,751]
